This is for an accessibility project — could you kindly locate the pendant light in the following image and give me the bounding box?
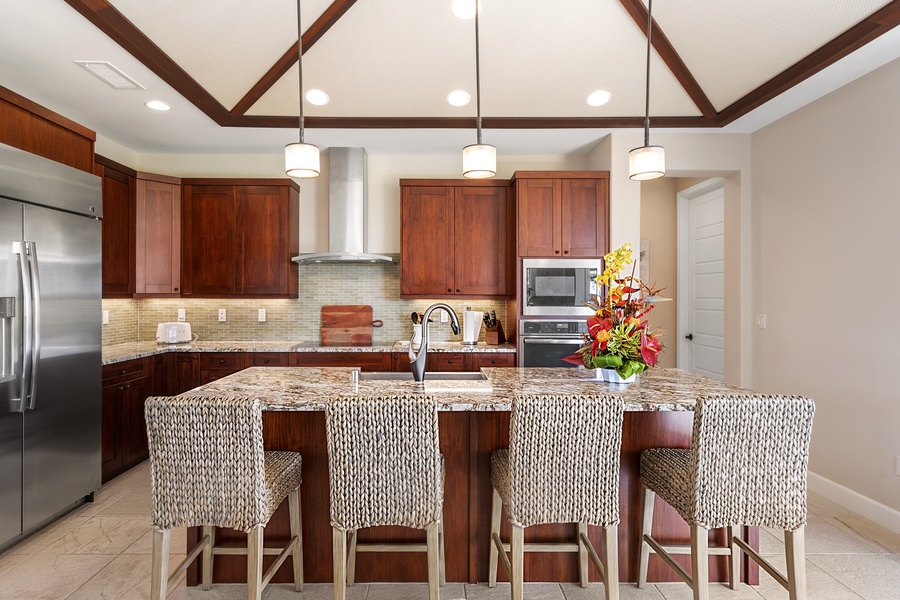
[628,0,665,181]
[462,0,496,179]
[285,0,320,178]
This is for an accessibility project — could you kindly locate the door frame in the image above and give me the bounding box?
[676,177,724,371]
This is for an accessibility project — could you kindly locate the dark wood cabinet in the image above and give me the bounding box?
[514,171,609,258]
[150,353,177,396]
[175,353,201,394]
[181,179,299,298]
[199,352,245,384]
[136,174,181,296]
[392,350,515,372]
[291,352,391,371]
[246,352,289,367]
[400,180,513,298]
[101,359,150,482]
[98,157,136,297]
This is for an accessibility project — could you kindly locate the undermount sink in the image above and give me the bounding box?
[352,371,487,382]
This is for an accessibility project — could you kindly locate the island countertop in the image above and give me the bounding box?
[179,365,749,411]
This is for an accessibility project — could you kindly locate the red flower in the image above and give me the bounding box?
[587,316,613,338]
[641,332,662,366]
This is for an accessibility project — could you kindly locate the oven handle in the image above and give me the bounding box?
[522,338,585,345]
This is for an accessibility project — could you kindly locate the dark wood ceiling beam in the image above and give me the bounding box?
[229,0,360,118]
[718,0,900,125]
[230,115,715,129]
[618,0,717,119]
[63,0,232,126]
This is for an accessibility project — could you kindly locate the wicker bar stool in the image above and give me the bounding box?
[325,395,445,600]
[145,396,303,600]
[489,394,625,600]
[637,395,815,600]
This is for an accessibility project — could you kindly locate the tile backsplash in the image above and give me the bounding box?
[102,264,508,346]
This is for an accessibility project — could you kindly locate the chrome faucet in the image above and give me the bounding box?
[408,303,460,382]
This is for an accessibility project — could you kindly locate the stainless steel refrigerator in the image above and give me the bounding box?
[0,142,102,550]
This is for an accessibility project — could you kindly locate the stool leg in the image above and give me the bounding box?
[247,525,264,600]
[438,517,446,586]
[785,526,807,600]
[727,525,740,589]
[201,526,215,591]
[488,486,502,587]
[637,486,655,588]
[289,488,304,592]
[602,525,619,600]
[333,527,347,600]
[426,522,440,600]
[690,525,709,600]
[511,524,525,600]
[150,528,170,600]
[346,530,357,586]
[578,522,589,587]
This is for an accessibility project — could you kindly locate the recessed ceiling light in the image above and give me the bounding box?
[144,100,171,111]
[74,61,144,90]
[447,90,471,107]
[587,90,612,107]
[305,89,329,105]
[451,0,480,19]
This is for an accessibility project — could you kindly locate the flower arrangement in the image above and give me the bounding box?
[563,243,665,380]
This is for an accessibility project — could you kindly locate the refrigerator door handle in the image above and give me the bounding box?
[12,241,31,413]
[24,242,40,410]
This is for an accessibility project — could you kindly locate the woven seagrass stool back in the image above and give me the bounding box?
[637,394,815,600]
[489,394,625,600]
[145,396,303,600]
[325,395,444,600]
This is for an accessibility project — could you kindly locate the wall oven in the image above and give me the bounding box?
[518,319,590,368]
[522,258,600,316]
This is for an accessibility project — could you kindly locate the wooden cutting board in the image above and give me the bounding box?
[320,305,381,346]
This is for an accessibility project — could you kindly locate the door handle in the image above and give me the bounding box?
[25,242,40,410]
[13,241,30,413]
[685,333,694,340]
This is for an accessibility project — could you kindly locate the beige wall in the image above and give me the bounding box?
[752,57,900,512]
[639,177,678,368]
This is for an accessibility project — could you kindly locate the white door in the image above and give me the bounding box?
[678,180,725,380]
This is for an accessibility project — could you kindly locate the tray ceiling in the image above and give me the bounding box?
[61,0,900,130]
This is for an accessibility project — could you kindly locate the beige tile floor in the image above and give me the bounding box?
[2,461,899,600]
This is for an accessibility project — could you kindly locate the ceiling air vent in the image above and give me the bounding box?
[74,61,144,90]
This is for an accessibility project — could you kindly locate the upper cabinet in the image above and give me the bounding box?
[181,179,299,298]
[97,156,136,297]
[514,171,609,258]
[135,173,181,296]
[400,180,514,299]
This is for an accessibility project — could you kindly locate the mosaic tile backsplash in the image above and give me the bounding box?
[102,264,508,346]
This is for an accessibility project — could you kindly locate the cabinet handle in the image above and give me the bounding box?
[447,359,453,364]
[563,250,569,255]
[263,359,269,364]
[174,287,179,291]
[447,288,452,293]
[118,386,124,391]
[491,360,497,364]
[228,288,233,292]
[554,250,560,254]
[455,289,460,293]
[219,359,225,364]
[125,384,131,389]
[119,369,127,375]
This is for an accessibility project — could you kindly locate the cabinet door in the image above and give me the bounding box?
[181,185,236,295]
[454,186,509,296]
[292,352,391,371]
[200,353,245,384]
[122,376,150,464]
[247,353,289,367]
[236,186,289,295]
[101,165,135,296]
[136,179,181,295]
[175,353,201,393]
[517,178,561,257]
[101,384,120,475]
[401,186,455,296]
[561,178,608,258]
[151,353,177,396]
[426,352,467,372]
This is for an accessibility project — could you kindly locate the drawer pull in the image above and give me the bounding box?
[263,359,270,364]
[119,369,127,375]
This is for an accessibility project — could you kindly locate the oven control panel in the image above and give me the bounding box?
[520,320,589,335]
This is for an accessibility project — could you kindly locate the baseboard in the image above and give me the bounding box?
[808,471,900,535]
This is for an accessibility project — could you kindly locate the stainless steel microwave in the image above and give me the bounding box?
[522,258,600,316]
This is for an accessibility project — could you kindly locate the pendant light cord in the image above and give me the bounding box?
[296,0,305,143]
[643,0,653,147]
[475,2,483,145]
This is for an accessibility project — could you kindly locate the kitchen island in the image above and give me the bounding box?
[177,366,758,586]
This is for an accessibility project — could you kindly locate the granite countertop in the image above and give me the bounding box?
[179,366,750,412]
[101,340,516,365]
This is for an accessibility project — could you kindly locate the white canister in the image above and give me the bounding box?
[411,323,423,351]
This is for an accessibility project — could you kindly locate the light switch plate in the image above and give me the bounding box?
[102,310,109,325]
[755,314,767,329]
[177,308,186,322]
[218,309,226,322]
[258,309,266,322]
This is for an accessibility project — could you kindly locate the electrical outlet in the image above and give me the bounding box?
[101,310,109,325]
[218,309,227,322]
[177,308,186,322]
[440,311,449,323]
[258,309,266,323]
[755,314,767,329]
[896,454,900,477]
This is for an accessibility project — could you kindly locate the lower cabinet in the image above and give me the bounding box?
[101,359,151,483]
[392,351,514,372]
[291,352,391,371]
[200,353,245,384]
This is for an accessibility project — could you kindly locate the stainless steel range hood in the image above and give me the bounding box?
[292,147,395,265]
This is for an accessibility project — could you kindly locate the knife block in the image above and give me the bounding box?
[485,322,505,345]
